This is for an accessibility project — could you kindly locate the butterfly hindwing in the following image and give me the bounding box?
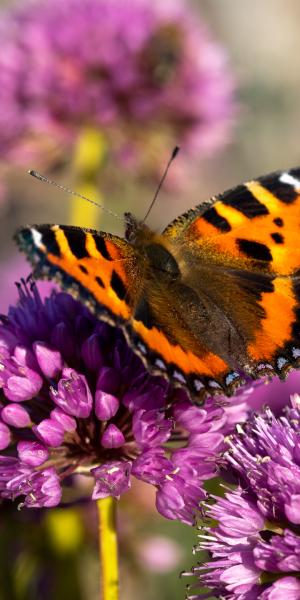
[163,167,300,382]
[15,225,141,325]
[126,277,234,397]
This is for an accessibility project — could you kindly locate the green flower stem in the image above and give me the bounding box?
[97,497,119,600]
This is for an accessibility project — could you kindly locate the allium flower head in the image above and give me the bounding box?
[0,281,244,524]
[0,0,235,172]
[188,397,300,598]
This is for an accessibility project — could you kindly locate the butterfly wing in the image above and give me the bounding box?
[125,274,236,399]
[161,167,300,389]
[15,225,142,325]
[164,167,300,275]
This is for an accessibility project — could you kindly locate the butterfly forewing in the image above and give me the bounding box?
[15,225,141,324]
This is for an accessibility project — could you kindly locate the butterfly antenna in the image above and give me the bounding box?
[141,146,180,224]
[28,169,123,222]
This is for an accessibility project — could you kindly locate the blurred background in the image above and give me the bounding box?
[0,0,300,598]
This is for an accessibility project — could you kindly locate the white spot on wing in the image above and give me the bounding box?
[137,342,147,355]
[193,378,204,391]
[209,380,222,389]
[277,357,288,370]
[225,372,240,385]
[292,347,300,358]
[30,228,43,248]
[280,172,300,189]
[173,370,186,383]
[155,359,166,371]
[256,362,273,371]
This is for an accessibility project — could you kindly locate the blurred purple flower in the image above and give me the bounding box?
[0,0,235,175]
[187,397,300,598]
[0,281,247,524]
[138,535,182,573]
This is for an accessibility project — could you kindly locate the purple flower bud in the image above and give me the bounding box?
[3,367,43,402]
[156,473,205,525]
[33,342,63,378]
[285,494,300,524]
[0,345,10,365]
[173,401,217,433]
[14,345,39,371]
[50,368,93,418]
[91,460,132,499]
[156,480,186,521]
[50,322,75,359]
[29,467,62,508]
[1,345,43,402]
[0,456,27,492]
[14,467,62,508]
[122,385,158,413]
[81,334,104,371]
[132,409,172,447]
[255,529,300,573]
[17,440,49,466]
[132,448,173,485]
[50,408,76,432]
[96,367,120,394]
[33,418,65,447]
[122,378,167,412]
[1,403,31,427]
[95,391,119,421]
[75,315,94,341]
[101,424,125,448]
[261,577,300,599]
[0,421,11,450]
[0,328,18,353]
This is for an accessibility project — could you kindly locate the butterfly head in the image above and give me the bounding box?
[124,212,151,246]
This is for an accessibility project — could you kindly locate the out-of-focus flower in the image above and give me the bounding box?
[0,0,235,177]
[138,535,182,573]
[241,370,300,415]
[0,281,247,525]
[187,396,300,598]
[0,178,8,216]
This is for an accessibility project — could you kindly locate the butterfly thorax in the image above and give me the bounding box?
[124,212,180,281]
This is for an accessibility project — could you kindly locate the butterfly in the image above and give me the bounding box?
[15,166,300,404]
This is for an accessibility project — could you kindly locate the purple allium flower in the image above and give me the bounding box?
[0,281,245,524]
[0,0,235,175]
[188,397,300,598]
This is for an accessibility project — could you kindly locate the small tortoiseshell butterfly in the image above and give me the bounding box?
[15,167,300,403]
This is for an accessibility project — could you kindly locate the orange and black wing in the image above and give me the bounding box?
[162,167,300,390]
[15,225,142,326]
[15,224,227,402]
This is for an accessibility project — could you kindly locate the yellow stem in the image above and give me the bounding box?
[71,127,106,227]
[97,497,119,600]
